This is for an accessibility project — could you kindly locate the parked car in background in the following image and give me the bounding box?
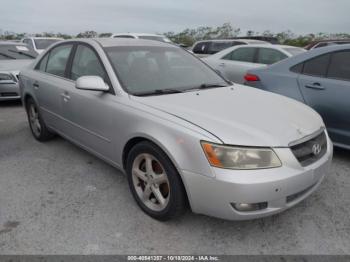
[21,37,63,54]
[305,39,350,50]
[0,41,37,101]
[191,39,270,58]
[203,44,305,84]
[111,33,172,43]
[245,44,350,149]
[19,38,332,221]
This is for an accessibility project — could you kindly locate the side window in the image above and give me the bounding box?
[208,42,232,54]
[46,44,73,77]
[327,51,350,81]
[224,47,256,63]
[193,42,209,54]
[70,45,106,81]
[290,63,303,74]
[23,39,34,49]
[302,54,330,77]
[257,48,288,65]
[36,53,49,72]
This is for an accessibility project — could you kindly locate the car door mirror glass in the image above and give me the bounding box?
[75,76,109,92]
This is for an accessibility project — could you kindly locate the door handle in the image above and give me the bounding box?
[305,82,325,90]
[219,63,226,67]
[61,93,71,102]
[33,81,39,90]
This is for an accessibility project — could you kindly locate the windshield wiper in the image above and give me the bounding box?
[184,83,228,92]
[8,49,36,59]
[133,89,183,97]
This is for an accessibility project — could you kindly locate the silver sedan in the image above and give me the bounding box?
[0,42,37,101]
[19,38,332,221]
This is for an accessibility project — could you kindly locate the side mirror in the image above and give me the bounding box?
[76,76,109,92]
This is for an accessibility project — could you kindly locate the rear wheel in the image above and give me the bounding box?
[126,141,186,221]
[26,97,54,141]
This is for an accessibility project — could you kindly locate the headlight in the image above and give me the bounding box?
[201,141,282,170]
[0,73,17,82]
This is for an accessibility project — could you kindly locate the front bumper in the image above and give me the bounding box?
[182,136,333,220]
[0,82,21,101]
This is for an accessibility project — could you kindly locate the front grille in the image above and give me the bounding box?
[0,92,18,97]
[290,131,327,167]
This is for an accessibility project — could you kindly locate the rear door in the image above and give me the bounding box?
[297,51,350,146]
[219,47,260,83]
[59,43,116,160]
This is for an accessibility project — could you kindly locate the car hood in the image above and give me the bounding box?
[132,85,324,147]
[0,59,34,72]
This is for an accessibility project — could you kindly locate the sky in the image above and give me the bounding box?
[1,0,349,35]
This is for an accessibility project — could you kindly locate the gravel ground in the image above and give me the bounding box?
[0,101,349,255]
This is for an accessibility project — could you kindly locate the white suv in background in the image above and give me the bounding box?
[21,37,63,54]
[111,33,172,43]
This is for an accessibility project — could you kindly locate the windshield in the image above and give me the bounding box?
[282,47,306,56]
[0,45,37,60]
[138,35,172,43]
[105,46,228,95]
[34,39,60,49]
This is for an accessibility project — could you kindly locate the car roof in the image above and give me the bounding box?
[81,38,175,48]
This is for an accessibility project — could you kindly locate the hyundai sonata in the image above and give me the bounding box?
[19,38,333,221]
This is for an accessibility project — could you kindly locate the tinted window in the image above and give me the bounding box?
[327,51,350,81]
[302,54,330,77]
[257,48,288,65]
[290,63,303,74]
[192,42,210,54]
[46,44,73,77]
[70,45,106,81]
[225,47,257,63]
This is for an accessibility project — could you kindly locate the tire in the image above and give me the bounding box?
[25,97,54,142]
[126,141,187,221]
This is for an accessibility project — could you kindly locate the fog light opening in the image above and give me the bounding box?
[231,202,268,212]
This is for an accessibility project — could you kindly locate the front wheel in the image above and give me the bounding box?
[25,97,54,142]
[126,141,187,221]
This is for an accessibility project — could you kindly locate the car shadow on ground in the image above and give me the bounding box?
[0,100,22,108]
[333,146,350,160]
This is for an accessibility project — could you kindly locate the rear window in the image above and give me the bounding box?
[225,47,257,63]
[327,51,350,81]
[303,54,330,77]
[257,48,287,65]
[208,42,233,54]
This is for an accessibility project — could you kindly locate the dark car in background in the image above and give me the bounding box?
[245,44,350,149]
[0,42,37,101]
